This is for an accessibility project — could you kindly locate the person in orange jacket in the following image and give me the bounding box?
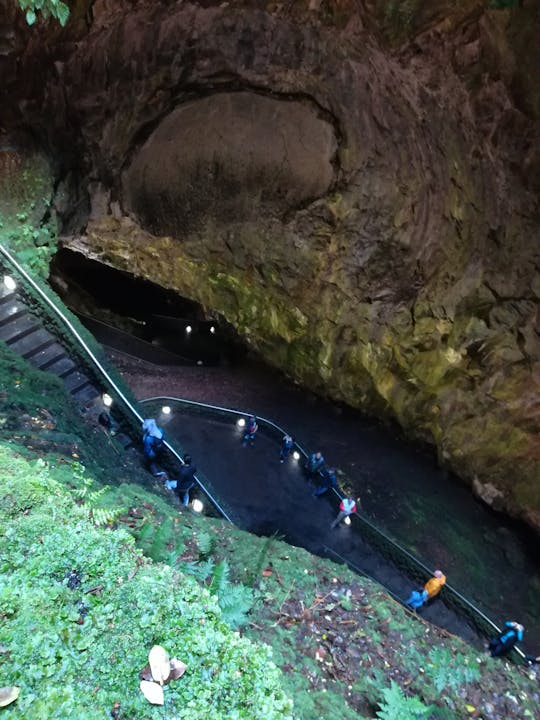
[424,569,446,600]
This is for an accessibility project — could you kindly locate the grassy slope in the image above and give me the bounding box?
[1,342,539,720]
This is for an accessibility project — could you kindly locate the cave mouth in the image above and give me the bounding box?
[49,247,247,364]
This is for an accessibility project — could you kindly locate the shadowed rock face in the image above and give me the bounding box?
[0,1,539,532]
[123,92,338,235]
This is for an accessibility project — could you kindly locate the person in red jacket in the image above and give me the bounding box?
[242,416,258,447]
[331,497,359,528]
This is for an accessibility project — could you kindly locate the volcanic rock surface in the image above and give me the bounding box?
[0,0,539,531]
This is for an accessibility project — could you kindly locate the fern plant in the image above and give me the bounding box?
[244,533,278,588]
[376,682,434,720]
[426,647,480,695]
[68,469,125,527]
[196,531,216,559]
[184,559,254,628]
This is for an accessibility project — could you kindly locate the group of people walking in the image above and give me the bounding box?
[141,418,197,507]
[304,450,359,527]
[139,415,537,663]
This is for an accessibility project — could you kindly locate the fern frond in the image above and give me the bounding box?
[376,682,434,720]
[208,559,230,597]
[183,558,215,582]
[246,533,277,588]
[218,584,254,629]
[196,531,215,559]
[148,517,174,562]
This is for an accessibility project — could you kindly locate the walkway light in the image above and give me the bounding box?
[344,516,351,526]
[192,499,204,513]
[185,325,192,334]
[237,418,246,428]
[161,405,171,415]
[102,393,113,407]
[3,275,16,290]
[293,451,300,461]
[210,325,216,334]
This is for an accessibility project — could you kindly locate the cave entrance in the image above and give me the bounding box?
[49,248,247,365]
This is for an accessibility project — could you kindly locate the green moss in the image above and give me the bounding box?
[0,148,56,277]
[0,448,294,719]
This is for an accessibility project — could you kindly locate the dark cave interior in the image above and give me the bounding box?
[48,247,248,364]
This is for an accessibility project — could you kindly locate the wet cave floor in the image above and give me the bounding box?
[106,349,540,655]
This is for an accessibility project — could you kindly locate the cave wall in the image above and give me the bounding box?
[0,0,539,531]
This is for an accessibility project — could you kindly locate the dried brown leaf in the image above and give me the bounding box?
[169,658,187,680]
[140,664,153,682]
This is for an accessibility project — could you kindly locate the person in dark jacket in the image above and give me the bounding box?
[488,621,524,657]
[98,411,118,435]
[305,451,325,480]
[313,467,337,497]
[280,435,294,463]
[142,418,166,477]
[242,416,258,447]
[175,454,197,507]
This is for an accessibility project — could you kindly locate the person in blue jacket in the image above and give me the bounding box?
[280,434,294,463]
[142,418,166,476]
[488,621,524,657]
[305,451,325,480]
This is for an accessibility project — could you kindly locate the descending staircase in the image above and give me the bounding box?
[0,277,133,449]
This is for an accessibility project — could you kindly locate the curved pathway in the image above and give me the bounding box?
[141,396,482,647]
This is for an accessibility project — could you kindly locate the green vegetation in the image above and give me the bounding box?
[0,448,292,718]
[17,0,69,26]
[0,149,56,277]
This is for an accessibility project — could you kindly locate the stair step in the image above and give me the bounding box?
[0,285,17,305]
[0,314,40,344]
[45,356,77,378]
[9,328,55,360]
[72,384,101,406]
[63,370,92,394]
[28,341,68,370]
[0,302,28,327]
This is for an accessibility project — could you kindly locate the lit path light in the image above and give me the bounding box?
[185,325,192,334]
[3,275,16,290]
[192,499,204,513]
[209,325,216,334]
[102,393,113,407]
[292,451,300,461]
[161,406,171,415]
[237,418,246,428]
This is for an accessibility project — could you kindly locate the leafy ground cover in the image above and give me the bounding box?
[1,342,539,719]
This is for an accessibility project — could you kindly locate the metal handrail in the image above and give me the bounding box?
[0,243,231,523]
[140,394,528,661]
